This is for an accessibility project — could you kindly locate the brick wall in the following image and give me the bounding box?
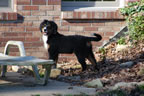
[0,0,137,62]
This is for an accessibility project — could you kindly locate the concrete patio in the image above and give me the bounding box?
[0,72,96,96]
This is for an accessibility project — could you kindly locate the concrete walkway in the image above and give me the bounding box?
[0,72,96,96]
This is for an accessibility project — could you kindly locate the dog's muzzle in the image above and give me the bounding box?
[43,27,47,32]
[42,27,48,35]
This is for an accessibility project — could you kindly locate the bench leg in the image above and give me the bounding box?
[1,65,7,77]
[42,64,52,85]
[32,65,40,80]
[32,64,52,86]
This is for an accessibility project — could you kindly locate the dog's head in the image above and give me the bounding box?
[40,19,58,36]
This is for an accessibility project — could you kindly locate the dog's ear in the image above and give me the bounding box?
[50,21,58,34]
[43,19,48,23]
[39,22,43,32]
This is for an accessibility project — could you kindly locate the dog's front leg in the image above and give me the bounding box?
[48,49,58,68]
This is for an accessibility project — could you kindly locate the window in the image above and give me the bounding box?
[62,0,122,11]
[0,0,16,12]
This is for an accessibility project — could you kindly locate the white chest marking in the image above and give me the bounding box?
[42,35,48,50]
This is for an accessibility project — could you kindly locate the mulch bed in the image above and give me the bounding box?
[54,40,144,87]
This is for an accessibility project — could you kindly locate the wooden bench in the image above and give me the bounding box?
[0,41,54,85]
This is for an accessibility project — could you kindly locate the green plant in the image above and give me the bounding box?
[117,37,126,45]
[99,48,106,55]
[120,0,144,41]
[31,94,40,96]
[97,88,127,96]
[138,84,144,91]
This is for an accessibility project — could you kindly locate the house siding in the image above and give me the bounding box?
[0,0,138,62]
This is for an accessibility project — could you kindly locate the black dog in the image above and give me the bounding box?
[40,20,102,71]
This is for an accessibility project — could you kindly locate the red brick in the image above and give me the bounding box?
[0,27,11,32]
[54,5,61,11]
[48,0,61,5]
[11,27,25,32]
[75,23,91,26]
[47,11,61,16]
[58,26,69,31]
[84,27,98,31]
[0,37,25,42]
[23,6,39,10]
[26,27,39,32]
[25,37,40,42]
[17,33,33,37]
[81,12,87,19]
[18,11,31,16]
[92,42,103,47]
[78,12,81,18]
[61,21,70,26]
[87,12,92,19]
[0,13,3,19]
[54,16,60,20]
[24,16,39,21]
[3,32,18,37]
[39,5,53,11]
[17,0,31,5]
[8,13,17,20]
[73,12,77,19]
[92,22,105,26]
[62,12,68,19]
[18,22,33,26]
[105,32,115,36]
[32,0,46,5]
[102,37,110,41]
[2,23,17,26]
[31,11,46,16]
[2,13,7,20]
[2,32,33,37]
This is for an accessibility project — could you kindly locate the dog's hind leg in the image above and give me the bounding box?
[75,54,87,71]
[87,52,99,71]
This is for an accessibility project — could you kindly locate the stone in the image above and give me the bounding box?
[119,61,135,68]
[12,66,20,72]
[116,44,129,52]
[50,69,61,78]
[84,79,103,88]
[67,76,81,81]
[137,68,144,76]
[111,82,137,90]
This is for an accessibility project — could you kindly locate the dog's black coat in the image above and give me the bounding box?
[40,20,102,71]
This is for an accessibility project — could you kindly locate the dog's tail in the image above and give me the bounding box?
[86,33,102,41]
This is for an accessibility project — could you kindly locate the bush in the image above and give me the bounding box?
[120,0,144,41]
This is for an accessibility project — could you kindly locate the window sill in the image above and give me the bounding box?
[0,12,17,21]
[61,9,125,20]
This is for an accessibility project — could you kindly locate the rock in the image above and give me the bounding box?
[12,66,20,72]
[67,76,81,81]
[137,68,144,76]
[12,66,32,72]
[116,44,130,52]
[50,69,61,78]
[111,82,137,90]
[119,61,135,68]
[84,79,103,88]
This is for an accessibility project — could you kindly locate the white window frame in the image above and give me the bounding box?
[0,0,16,12]
[62,0,125,11]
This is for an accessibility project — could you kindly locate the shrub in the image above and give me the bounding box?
[120,0,144,41]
